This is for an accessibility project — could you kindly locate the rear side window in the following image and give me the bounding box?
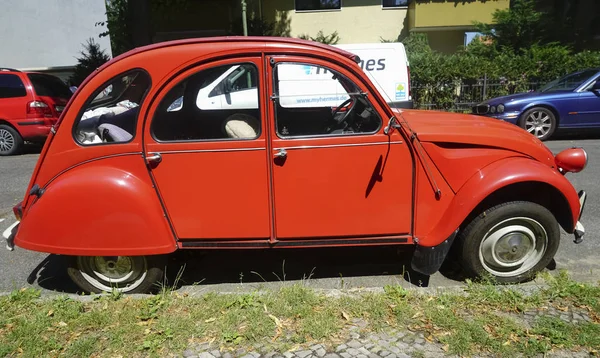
[73,70,150,145]
[0,74,26,98]
[27,73,72,99]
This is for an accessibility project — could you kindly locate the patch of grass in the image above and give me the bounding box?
[1,273,599,357]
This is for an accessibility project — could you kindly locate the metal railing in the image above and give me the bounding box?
[413,77,544,112]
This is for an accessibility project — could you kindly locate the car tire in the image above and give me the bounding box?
[455,201,560,284]
[0,124,24,156]
[67,255,167,294]
[518,107,557,141]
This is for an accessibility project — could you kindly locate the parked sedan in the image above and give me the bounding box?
[2,37,588,294]
[472,68,600,141]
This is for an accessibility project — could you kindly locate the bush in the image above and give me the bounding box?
[399,34,600,110]
[68,38,111,87]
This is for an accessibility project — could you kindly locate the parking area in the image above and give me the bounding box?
[1,138,599,294]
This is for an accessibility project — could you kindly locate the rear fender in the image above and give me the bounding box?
[15,155,177,256]
[419,157,580,247]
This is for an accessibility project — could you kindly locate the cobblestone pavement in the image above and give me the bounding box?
[180,306,594,358]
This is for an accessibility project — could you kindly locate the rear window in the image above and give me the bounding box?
[0,74,26,98]
[27,73,72,99]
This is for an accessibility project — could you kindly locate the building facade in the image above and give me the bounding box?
[0,0,112,81]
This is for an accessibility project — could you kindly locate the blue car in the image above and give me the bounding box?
[472,68,600,141]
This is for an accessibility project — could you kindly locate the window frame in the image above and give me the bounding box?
[0,73,27,99]
[71,68,151,147]
[149,61,263,144]
[272,61,382,140]
[294,0,342,12]
[381,0,408,9]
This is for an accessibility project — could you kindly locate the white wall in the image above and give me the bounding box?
[0,0,112,69]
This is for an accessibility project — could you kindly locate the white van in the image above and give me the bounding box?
[167,42,412,112]
[334,42,412,109]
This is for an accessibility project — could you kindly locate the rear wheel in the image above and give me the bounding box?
[68,255,166,294]
[456,201,560,283]
[0,124,23,156]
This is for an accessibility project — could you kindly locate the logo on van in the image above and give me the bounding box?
[358,59,386,72]
[395,83,406,100]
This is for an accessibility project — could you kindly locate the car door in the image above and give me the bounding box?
[576,76,600,126]
[0,73,30,122]
[143,57,271,242]
[266,56,413,241]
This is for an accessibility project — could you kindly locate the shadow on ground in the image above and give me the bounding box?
[30,245,473,294]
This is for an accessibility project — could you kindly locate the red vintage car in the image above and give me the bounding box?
[2,37,588,293]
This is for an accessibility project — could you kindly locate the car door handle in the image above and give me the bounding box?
[146,152,162,167]
[274,148,287,159]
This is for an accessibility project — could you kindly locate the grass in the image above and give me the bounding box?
[0,270,599,357]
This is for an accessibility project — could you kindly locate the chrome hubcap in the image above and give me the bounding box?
[479,217,548,277]
[78,256,147,292]
[0,129,15,152]
[525,111,552,138]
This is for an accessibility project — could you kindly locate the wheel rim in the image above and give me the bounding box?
[524,110,552,138]
[0,129,15,153]
[77,256,148,292]
[478,217,548,278]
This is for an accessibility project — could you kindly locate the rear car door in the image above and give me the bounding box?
[143,57,272,243]
[0,73,30,123]
[577,76,600,126]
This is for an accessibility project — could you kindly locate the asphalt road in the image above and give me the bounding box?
[0,138,599,294]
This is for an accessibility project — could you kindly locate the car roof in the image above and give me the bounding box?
[114,36,360,64]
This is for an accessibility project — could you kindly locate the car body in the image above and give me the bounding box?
[472,68,600,141]
[0,68,72,155]
[2,37,588,294]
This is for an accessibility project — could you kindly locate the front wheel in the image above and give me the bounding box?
[67,255,166,294]
[0,124,24,156]
[519,107,556,141]
[456,201,560,284]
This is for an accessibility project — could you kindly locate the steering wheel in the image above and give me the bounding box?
[331,98,355,125]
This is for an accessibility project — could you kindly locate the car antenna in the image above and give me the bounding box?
[364,66,442,200]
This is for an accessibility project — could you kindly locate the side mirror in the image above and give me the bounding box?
[383,117,401,135]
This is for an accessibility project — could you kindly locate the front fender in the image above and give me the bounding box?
[15,155,177,256]
[419,156,580,247]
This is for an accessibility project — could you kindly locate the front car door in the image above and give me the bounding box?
[144,57,271,243]
[266,57,413,242]
[577,74,600,126]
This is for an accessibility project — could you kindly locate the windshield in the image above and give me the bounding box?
[27,73,72,98]
[539,69,599,93]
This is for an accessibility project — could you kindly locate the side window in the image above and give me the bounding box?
[273,63,381,137]
[74,70,150,145]
[152,63,261,142]
[0,74,27,98]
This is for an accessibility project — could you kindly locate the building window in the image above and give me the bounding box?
[295,0,341,11]
[382,0,408,8]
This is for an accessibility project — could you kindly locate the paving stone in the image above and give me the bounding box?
[316,348,327,357]
[284,352,295,358]
[377,340,388,347]
[560,314,570,322]
[368,354,380,358]
[222,353,233,358]
[324,354,341,358]
[341,353,352,358]
[346,348,361,356]
[311,345,324,351]
[388,347,400,354]
[297,350,313,358]
[265,353,278,358]
[199,353,215,358]
[240,354,255,358]
[197,343,212,351]
[387,354,397,358]
[183,349,199,358]
[356,355,368,358]
[396,354,411,358]
[395,342,408,350]
[251,353,261,358]
[379,351,390,357]
[347,341,362,349]
[210,350,221,358]
[414,338,425,345]
[336,344,348,352]
[350,332,360,339]
[365,344,375,350]
[358,347,370,356]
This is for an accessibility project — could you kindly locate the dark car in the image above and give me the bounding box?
[472,68,600,141]
[0,68,72,155]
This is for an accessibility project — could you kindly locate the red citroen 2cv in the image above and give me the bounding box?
[3,37,588,293]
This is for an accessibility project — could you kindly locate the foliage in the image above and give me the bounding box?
[298,30,340,45]
[67,38,111,87]
[96,0,132,57]
[397,31,600,110]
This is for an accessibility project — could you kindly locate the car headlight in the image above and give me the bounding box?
[490,105,496,113]
[497,104,505,113]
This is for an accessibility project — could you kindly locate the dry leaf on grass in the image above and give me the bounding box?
[341,311,350,321]
[204,318,216,323]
